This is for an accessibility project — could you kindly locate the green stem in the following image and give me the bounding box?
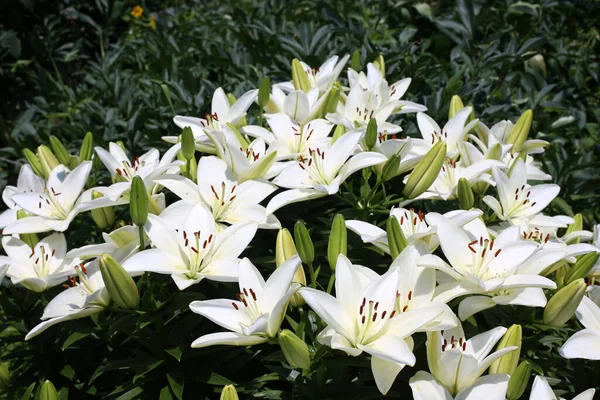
[308,263,316,288]
[186,158,191,180]
[138,225,145,251]
[326,273,336,294]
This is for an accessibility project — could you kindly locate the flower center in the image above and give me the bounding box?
[38,187,69,219]
[231,287,262,321]
[396,208,427,237]
[466,236,503,279]
[209,181,237,219]
[29,245,57,277]
[441,335,467,352]
[178,229,214,277]
[356,297,395,344]
[508,185,537,216]
[394,290,413,314]
[298,148,330,186]
[115,157,146,181]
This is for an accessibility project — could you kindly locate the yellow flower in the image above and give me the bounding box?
[149,15,156,30]
[130,5,144,18]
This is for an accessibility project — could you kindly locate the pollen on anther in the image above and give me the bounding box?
[232,302,239,310]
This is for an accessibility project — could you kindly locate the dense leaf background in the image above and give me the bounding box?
[1,0,599,398]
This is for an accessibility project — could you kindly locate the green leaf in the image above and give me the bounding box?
[167,374,185,400]
[115,387,143,400]
[133,360,164,383]
[206,372,235,386]
[62,332,90,350]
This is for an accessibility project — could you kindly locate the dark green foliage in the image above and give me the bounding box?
[1,0,599,398]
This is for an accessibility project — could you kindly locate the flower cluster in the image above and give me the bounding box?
[1,54,599,398]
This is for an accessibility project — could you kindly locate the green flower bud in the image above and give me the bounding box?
[457,178,474,210]
[220,385,239,400]
[130,176,148,226]
[49,136,71,166]
[99,254,139,309]
[291,59,311,92]
[226,93,237,106]
[506,361,531,400]
[115,141,126,151]
[37,145,60,180]
[23,148,44,177]
[380,154,401,182]
[180,126,196,161]
[331,124,346,144]
[294,221,314,265]
[258,76,271,108]
[373,54,385,75]
[448,95,465,120]
[0,361,10,391]
[506,109,533,152]
[564,252,599,285]
[350,50,361,71]
[543,278,587,326]
[365,118,377,150]
[276,229,298,267]
[38,380,58,400]
[16,210,38,248]
[328,214,347,271]
[403,141,446,199]
[486,143,503,161]
[177,147,198,183]
[323,86,341,115]
[387,216,408,259]
[278,329,310,370]
[564,214,583,244]
[80,132,94,163]
[489,324,522,375]
[90,191,115,230]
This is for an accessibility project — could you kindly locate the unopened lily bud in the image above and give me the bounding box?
[0,361,10,391]
[130,176,148,226]
[332,124,346,144]
[276,229,298,267]
[365,118,377,150]
[323,86,341,115]
[386,216,408,259]
[526,54,546,77]
[373,55,385,75]
[291,59,311,92]
[350,50,361,71]
[38,380,58,400]
[99,254,139,309]
[403,141,446,199]
[49,136,71,166]
[16,210,38,248]
[457,178,474,210]
[220,385,239,400]
[489,324,522,375]
[543,278,587,326]
[23,148,44,177]
[328,214,347,271]
[506,109,533,152]
[565,252,599,285]
[90,191,115,230]
[80,132,94,163]
[564,214,583,244]
[278,329,310,370]
[506,361,531,400]
[37,145,60,179]
[381,154,401,182]
[486,143,503,160]
[180,126,195,161]
[294,221,314,265]
[258,76,271,108]
[448,95,465,119]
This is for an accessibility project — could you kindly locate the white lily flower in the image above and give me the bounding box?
[410,370,509,400]
[207,132,282,183]
[163,88,258,153]
[189,256,301,347]
[275,55,350,95]
[154,156,278,228]
[529,375,596,400]
[0,164,45,229]
[266,130,387,214]
[426,322,516,396]
[373,137,424,177]
[122,204,257,290]
[0,264,7,282]
[0,233,80,292]
[25,261,110,340]
[88,142,182,207]
[66,225,143,264]
[411,108,478,159]
[243,114,333,159]
[559,286,600,360]
[3,162,92,234]
[299,254,448,395]
[588,225,600,277]
[483,159,560,225]
[407,158,503,202]
[475,119,548,156]
[346,208,482,254]
[421,215,557,319]
[262,88,327,125]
